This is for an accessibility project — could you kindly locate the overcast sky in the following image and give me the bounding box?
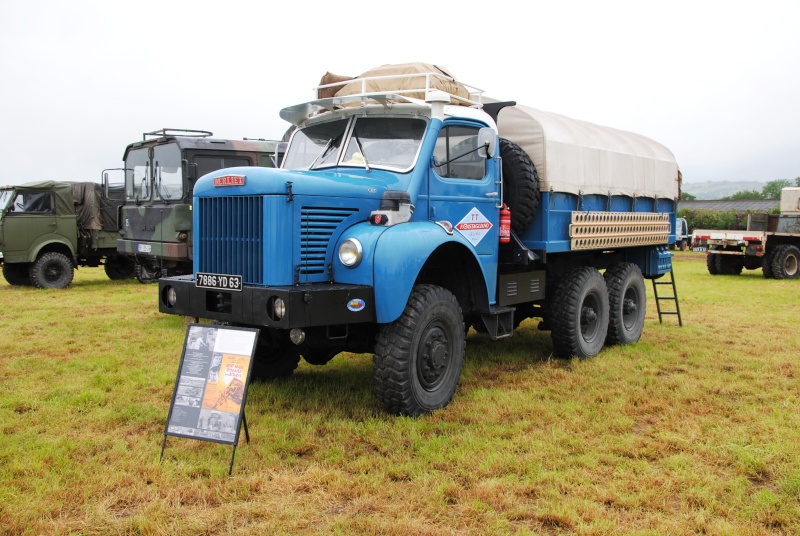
[1,0,798,187]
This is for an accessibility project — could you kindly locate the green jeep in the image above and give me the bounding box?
[0,180,135,289]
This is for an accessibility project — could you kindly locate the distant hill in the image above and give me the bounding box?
[682,180,766,200]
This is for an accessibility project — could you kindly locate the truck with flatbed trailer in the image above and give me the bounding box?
[692,187,800,279]
[1,180,134,288]
[116,129,285,283]
[157,63,681,415]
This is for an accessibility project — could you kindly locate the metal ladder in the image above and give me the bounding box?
[651,269,683,326]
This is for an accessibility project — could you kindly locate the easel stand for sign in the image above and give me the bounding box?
[160,412,251,475]
[159,324,259,476]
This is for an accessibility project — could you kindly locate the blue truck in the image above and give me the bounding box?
[158,63,680,416]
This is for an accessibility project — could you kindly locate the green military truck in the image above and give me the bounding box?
[0,180,135,288]
[116,129,285,283]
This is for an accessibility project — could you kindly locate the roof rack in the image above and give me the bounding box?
[314,72,484,108]
[143,128,213,141]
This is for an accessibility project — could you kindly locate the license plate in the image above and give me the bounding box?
[196,272,242,291]
[692,246,707,252]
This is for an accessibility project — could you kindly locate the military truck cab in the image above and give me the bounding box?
[117,128,285,282]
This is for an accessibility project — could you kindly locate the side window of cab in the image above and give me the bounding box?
[11,191,53,213]
[433,125,485,180]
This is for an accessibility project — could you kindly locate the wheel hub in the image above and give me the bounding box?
[622,297,638,315]
[580,306,597,326]
[419,326,449,388]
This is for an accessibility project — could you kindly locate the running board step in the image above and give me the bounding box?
[479,306,515,340]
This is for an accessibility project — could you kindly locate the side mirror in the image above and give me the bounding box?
[478,128,497,158]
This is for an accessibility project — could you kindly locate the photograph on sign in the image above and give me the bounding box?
[164,324,258,446]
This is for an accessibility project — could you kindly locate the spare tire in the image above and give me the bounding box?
[500,138,540,233]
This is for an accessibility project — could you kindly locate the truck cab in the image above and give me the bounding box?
[117,129,286,282]
[671,217,689,250]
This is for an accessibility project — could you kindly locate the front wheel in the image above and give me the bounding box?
[604,263,646,346]
[250,328,300,380]
[550,267,609,359]
[2,263,32,286]
[30,252,74,289]
[373,284,465,416]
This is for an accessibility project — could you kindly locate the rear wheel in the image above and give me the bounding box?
[30,252,74,289]
[104,256,136,280]
[2,263,32,286]
[604,263,646,346]
[550,267,609,359]
[706,251,720,275]
[374,284,465,416]
[762,250,775,278]
[717,254,744,275]
[771,245,800,279]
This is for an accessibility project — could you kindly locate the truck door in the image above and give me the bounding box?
[3,190,61,260]
[428,123,499,257]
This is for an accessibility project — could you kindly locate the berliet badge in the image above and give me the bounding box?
[214,175,246,187]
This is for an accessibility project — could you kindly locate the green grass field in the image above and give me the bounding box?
[2,252,799,535]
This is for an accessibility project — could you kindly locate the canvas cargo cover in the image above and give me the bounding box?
[71,182,122,232]
[493,102,679,199]
[319,62,474,104]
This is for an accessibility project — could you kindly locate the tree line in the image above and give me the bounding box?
[679,177,800,232]
[681,177,800,201]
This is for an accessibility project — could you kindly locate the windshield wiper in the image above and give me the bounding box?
[351,131,371,172]
[309,133,343,170]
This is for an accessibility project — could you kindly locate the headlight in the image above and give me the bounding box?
[273,297,286,319]
[163,286,177,307]
[338,238,363,267]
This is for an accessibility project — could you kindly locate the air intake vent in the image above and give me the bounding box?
[298,206,358,278]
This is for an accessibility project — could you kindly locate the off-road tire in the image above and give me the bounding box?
[373,284,465,416]
[550,267,609,359]
[771,245,800,280]
[104,257,136,280]
[30,252,74,289]
[706,252,720,275]
[2,263,32,286]
[499,138,540,234]
[604,263,646,346]
[680,240,689,251]
[250,329,300,380]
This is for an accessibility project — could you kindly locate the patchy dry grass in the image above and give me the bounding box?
[1,252,799,535]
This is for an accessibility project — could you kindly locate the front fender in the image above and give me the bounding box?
[28,236,76,264]
[372,221,488,323]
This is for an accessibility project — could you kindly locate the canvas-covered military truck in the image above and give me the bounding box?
[117,129,285,283]
[1,180,134,288]
[692,187,800,279]
[157,63,680,416]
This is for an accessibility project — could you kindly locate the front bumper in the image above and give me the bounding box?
[158,275,376,328]
[117,239,188,261]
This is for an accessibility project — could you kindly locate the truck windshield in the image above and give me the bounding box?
[153,143,183,200]
[283,116,426,172]
[125,147,151,201]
